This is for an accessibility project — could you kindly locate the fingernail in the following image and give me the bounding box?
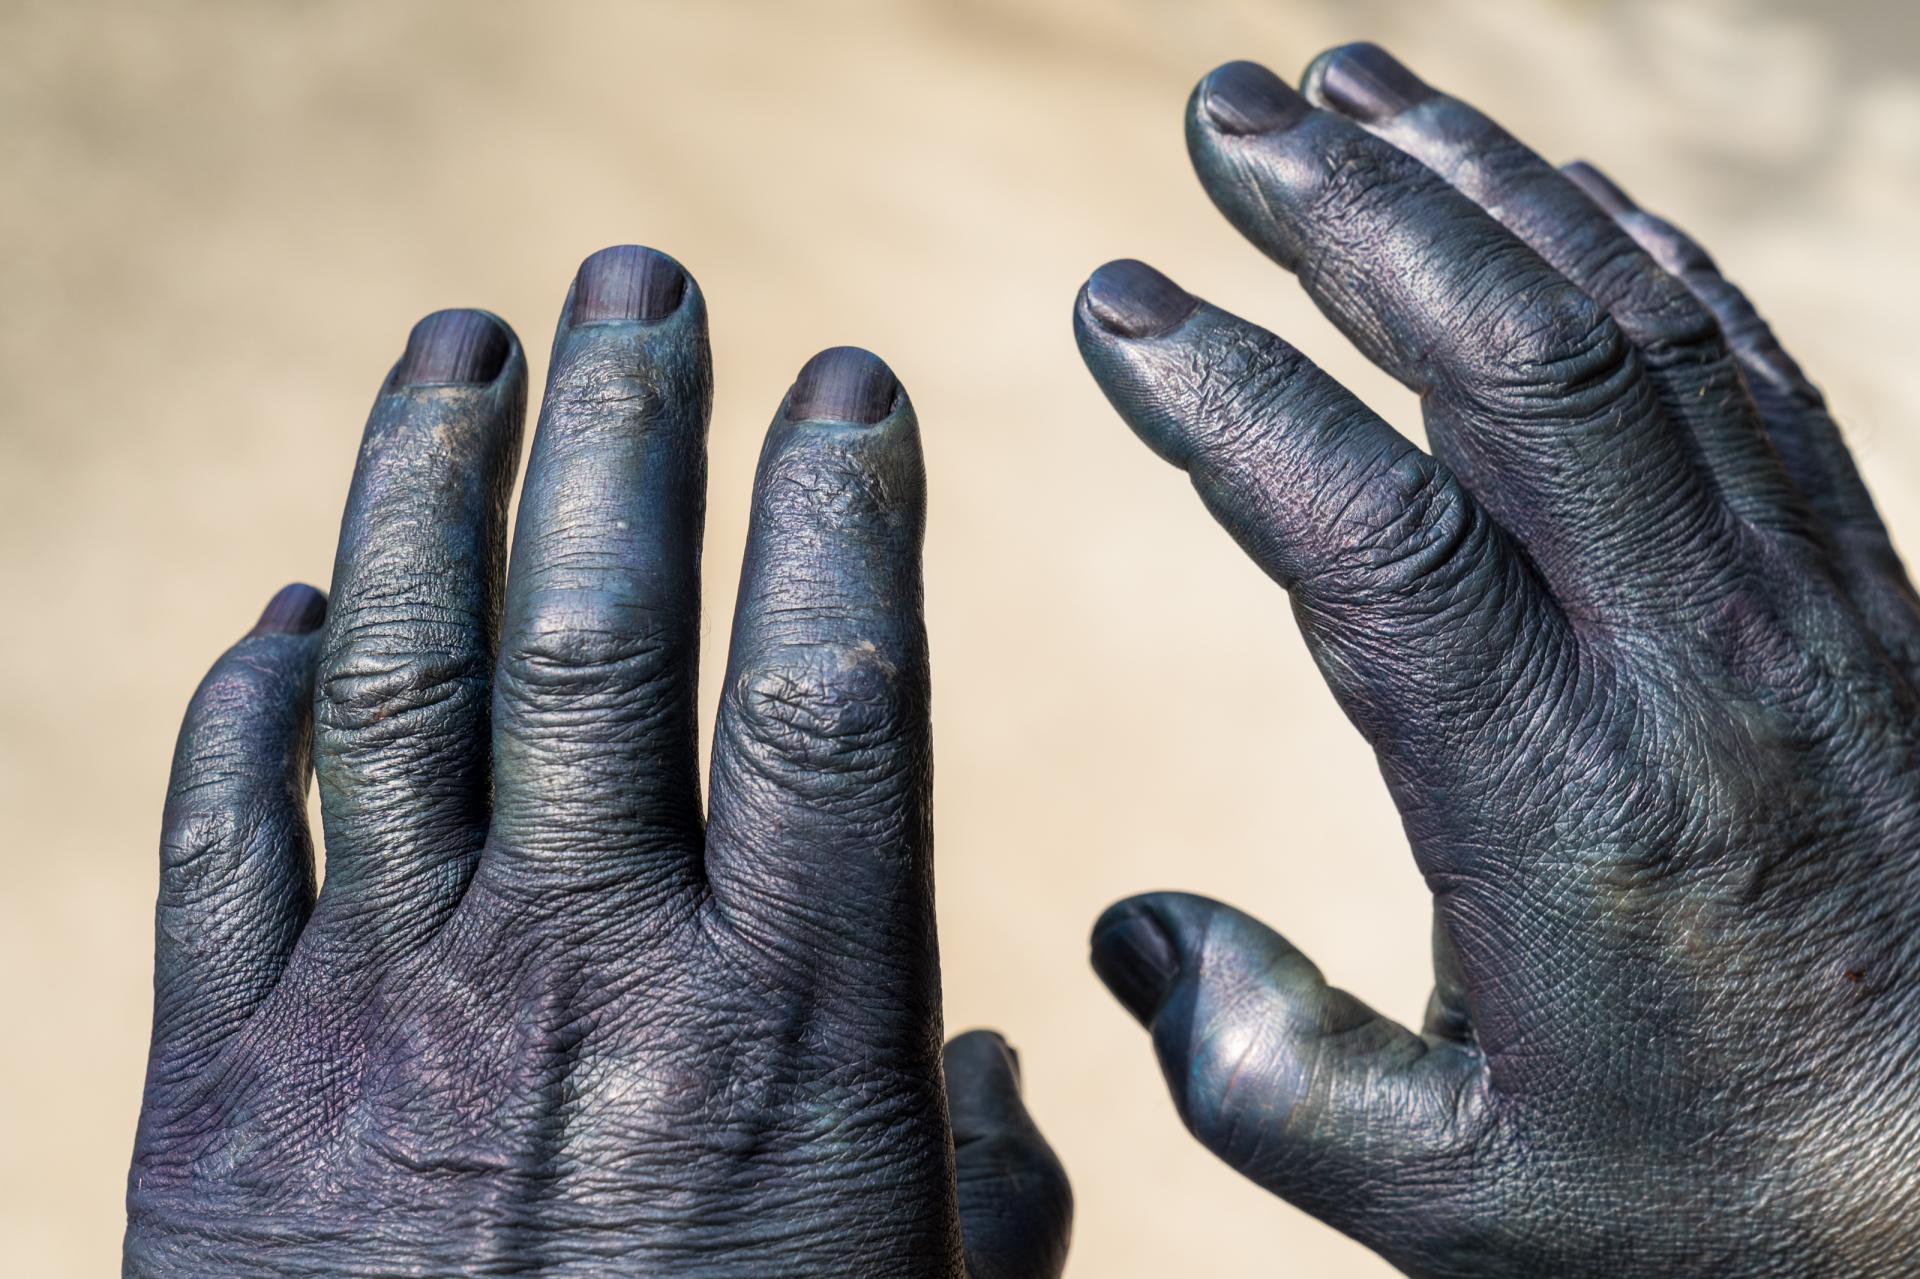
[1313,43,1433,123]
[570,244,687,324]
[787,347,899,424]
[1563,161,1637,216]
[1091,904,1181,1025]
[392,309,511,387]
[250,583,327,636]
[1083,259,1197,339]
[1200,60,1312,136]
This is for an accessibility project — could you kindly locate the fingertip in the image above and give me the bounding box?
[1195,59,1312,137]
[1304,42,1434,123]
[946,1027,1021,1087]
[1298,45,1341,104]
[1089,896,1184,1026]
[946,1029,1032,1145]
[249,583,327,637]
[568,244,689,325]
[750,347,922,530]
[1081,259,1199,340]
[391,308,515,388]
[785,346,901,425]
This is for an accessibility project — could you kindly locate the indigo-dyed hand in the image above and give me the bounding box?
[126,248,1071,1278]
[1078,45,1920,1277]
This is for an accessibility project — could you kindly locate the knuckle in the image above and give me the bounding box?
[1601,264,1731,379]
[1308,126,1430,236]
[1187,329,1315,452]
[1476,280,1637,415]
[757,435,915,528]
[1324,454,1488,603]
[496,601,685,713]
[1123,324,1315,471]
[158,805,247,889]
[544,354,670,427]
[729,639,925,801]
[317,636,486,742]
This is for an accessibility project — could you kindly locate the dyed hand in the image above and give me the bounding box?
[126,248,1070,1277]
[1078,45,1920,1277]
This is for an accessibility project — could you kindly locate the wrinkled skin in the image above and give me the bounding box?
[1080,45,1920,1277]
[126,247,1071,1277]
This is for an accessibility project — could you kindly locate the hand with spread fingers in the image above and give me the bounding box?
[126,248,1070,1277]
[1078,45,1920,1277]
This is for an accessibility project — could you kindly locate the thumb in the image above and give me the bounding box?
[944,1029,1072,1279]
[1090,891,1499,1267]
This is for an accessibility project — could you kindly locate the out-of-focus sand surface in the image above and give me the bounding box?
[3,1,1915,1273]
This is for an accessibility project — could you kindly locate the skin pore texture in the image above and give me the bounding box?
[1080,44,1920,1278]
[125,248,1071,1277]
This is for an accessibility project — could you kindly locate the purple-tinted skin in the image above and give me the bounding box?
[126,247,1070,1277]
[1080,44,1920,1277]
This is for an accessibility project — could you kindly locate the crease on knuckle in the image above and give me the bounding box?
[498,602,683,714]
[1609,277,1735,390]
[543,357,668,426]
[1183,328,1313,455]
[757,446,902,528]
[1307,128,1430,243]
[1323,454,1486,607]
[1470,280,1638,423]
[317,639,486,740]
[159,806,254,896]
[729,640,921,805]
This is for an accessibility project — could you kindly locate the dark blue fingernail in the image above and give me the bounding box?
[1083,259,1197,340]
[392,309,511,387]
[787,347,898,424]
[1313,43,1433,123]
[1563,161,1637,216]
[1200,60,1312,136]
[570,244,687,324]
[250,583,327,636]
[1091,904,1181,1025]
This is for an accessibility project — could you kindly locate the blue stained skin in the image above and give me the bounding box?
[1081,43,1920,1278]
[126,246,1071,1277]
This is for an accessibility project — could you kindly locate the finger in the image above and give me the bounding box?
[704,348,933,997]
[485,246,710,906]
[150,585,325,1074]
[1075,260,1571,885]
[313,309,527,942]
[1561,162,1821,406]
[1303,43,1801,533]
[1186,60,1739,625]
[946,1030,1073,1279]
[1563,160,1920,672]
[1091,892,1498,1266]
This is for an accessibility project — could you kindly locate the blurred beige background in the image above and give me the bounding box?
[3,0,1916,1274]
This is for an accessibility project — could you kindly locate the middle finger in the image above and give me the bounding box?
[485,246,712,908]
